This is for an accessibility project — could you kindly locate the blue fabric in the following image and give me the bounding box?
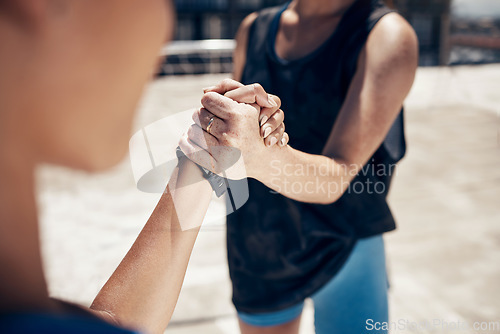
[0,312,138,334]
[238,235,389,334]
[238,302,304,327]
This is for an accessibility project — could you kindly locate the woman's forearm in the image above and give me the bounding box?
[254,145,358,205]
[90,158,212,334]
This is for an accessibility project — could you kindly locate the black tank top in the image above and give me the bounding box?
[226,0,405,313]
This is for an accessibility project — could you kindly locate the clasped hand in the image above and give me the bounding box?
[179,79,288,179]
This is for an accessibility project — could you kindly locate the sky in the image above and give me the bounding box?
[452,0,500,18]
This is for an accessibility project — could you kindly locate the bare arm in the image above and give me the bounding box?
[89,158,212,334]
[253,13,418,203]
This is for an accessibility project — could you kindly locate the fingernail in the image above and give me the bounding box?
[263,126,272,138]
[260,115,268,126]
[268,95,277,107]
[270,137,278,147]
[203,86,217,93]
[280,137,286,146]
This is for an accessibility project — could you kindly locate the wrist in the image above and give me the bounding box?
[177,147,230,197]
[169,157,212,231]
[177,157,210,189]
[244,149,266,180]
[247,144,288,181]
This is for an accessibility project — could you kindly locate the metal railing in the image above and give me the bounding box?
[158,39,236,76]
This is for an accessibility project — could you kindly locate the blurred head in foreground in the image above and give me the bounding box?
[0,0,174,171]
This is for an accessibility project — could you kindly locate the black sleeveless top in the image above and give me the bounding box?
[226,0,406,313]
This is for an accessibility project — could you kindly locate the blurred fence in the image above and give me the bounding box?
[158,39,235,75]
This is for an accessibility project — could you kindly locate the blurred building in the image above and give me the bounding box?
[160,0,498,75]
[393,0,452,66]
[158,0,286,75]
[449,16,500,65]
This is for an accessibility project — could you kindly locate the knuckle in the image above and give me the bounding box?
[221,78,234,86]
[201,93,211,106]
[252,83,263,93]
[272,110,283,123]
[216,98,227,110]
[274,96,282,107]
[220,132,232,145]
[178,135,188,148]
[202,112,210,123]
[192,109,201,122]
[231,112,242,121]
[201,92,217,106]
[226,137,237,147]
[187,126,197,139]
[278,109,284,121]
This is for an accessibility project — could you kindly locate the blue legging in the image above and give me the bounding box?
[238,235,389,334]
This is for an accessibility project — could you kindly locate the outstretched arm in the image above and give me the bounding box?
[255,14,418,203]
[89,158,212,334]
[88,78,292,334]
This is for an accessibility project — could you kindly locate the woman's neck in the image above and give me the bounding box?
[0,136,52,312]
[292,0,358,19]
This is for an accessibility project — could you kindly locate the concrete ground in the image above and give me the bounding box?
[38,64,500,333]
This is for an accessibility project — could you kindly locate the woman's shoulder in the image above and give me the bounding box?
[235,5,283,44]
[364,12,419,74]
[235,4,285,42]
[238,12,260,38]
[234,6,281,81]
[233,12,260,81]
[370,12,418,56]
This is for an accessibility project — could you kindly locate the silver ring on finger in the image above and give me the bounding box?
[206,116,215,134]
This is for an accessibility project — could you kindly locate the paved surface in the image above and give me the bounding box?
[38,64,500,333]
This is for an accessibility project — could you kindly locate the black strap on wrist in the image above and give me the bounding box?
[175,146,228,198]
